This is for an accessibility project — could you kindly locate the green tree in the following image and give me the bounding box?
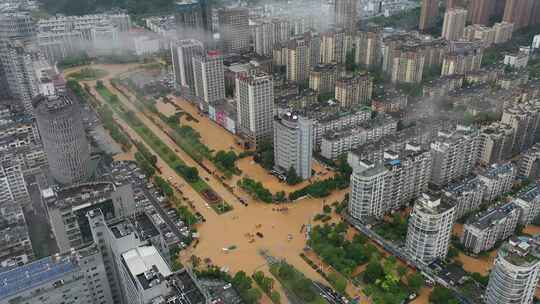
[447,246,459,260]
[429,286,459,304]
[397,265,408,281]
[233,271,253,291]
[328,272,347,294]
[363,261,384,284]
[275,191,286,202]
[270,290,281,303]
[286,166,302,185]
[408,273,424,293]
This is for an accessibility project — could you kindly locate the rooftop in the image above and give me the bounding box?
[32,94,74,112]
[415,193,454,215]
[0,244,99,301]
[466,202,518,230]
[47,182,116,209]
[122,245,172,291]
[109,213,159,241]
[479,162,514,180]
[500,236,540,267]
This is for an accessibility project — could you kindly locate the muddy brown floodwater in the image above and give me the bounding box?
[168,96,245,154]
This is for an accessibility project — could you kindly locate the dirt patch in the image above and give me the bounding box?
[113,147,136,161]
[155,99,177,117]
[456,251,497,275]
[523,225,540,235]
[411,287,432,304]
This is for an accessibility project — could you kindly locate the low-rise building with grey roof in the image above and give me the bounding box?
[512,184,540,225]
[461,202,520,254]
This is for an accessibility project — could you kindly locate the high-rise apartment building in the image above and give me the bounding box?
[468,0,496,25]
[479,122,514,165]
[503,0,535,30]
[382,146,433,211]
[518,143,540,179]
[273,112,313,180]
[441,48,483,75]
[462,202,520,254]
[0,199,33,270]
[87,209,177,304]
[320,28,346,64]
[236,73,274,148]
[175,0,212,39]
[42,181,136,253]
[309,64,342,94]
[254,20,275,57]
[0,40,42,114]
[0,12,36,41]
[286,33,320,83]
[36,13,131,62]
[334,0,358,30]
[254,18,290,57]
[464,24,496,47]
[485,237,540,304]
[354,30,382,68]
[0,160,29,205]
[118,245,208,304]
[218,8,250,54]
[335,74,373,107]
[193,51,225,108]
[493,21,514,44]
[478,162,516,203]
[442,8,468,41]
[501,101,540,155]
[430,125,481,187]
[405,193,455,264]
[171,39,204,95]
[348,145,432,219]
[349,160,387,220]
[512,184,540,225]
[443,177,484,220]
[390,47,425,84]
[321,115,397,159]
[419,0,439,31]
[0,244,114,304]
[34,94,90,185]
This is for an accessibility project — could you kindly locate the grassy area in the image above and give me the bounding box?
[67,67,108,80]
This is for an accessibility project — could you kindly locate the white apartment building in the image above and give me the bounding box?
[512,184,540,225]
[485,236,540,304]
[349,160,387,220]
[193,51,226,109]
[478,162,515,203]
[462,202,520,254]
[405,193,455,264]
[236,73,274,147]
[430,125,481,187]
[273,112,313,179]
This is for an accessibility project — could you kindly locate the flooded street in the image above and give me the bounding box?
[77,65,354,302]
